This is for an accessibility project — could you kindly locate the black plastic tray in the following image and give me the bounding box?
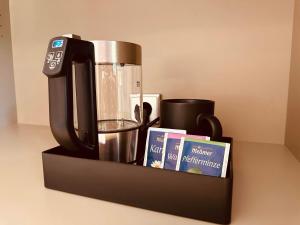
[42,137,233,224]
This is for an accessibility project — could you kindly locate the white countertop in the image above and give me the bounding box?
[0,124,299,225]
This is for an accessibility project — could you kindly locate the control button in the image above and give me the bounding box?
[55,51,63,59]
[46,52,55,63]
[49,61,57,70]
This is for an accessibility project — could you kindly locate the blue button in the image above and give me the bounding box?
[52,40,64,48]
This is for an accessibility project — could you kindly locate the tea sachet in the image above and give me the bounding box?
[161,133,209,170]
[176,138,230,177]
[143,127,186,168]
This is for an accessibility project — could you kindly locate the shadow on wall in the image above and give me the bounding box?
[0,0,17,127]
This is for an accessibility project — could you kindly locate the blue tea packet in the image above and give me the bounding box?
[143,127,186,168]
[161,133,210,171]
[176,138,230,177]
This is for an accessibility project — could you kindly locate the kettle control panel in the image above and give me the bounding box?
[43,37,68,76]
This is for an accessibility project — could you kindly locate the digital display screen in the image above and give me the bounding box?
[52,40,64,48]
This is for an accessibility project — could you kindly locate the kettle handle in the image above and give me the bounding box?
[43,37,98,157]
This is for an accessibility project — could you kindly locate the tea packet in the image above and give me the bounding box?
[161,134,210,171]
[176,138,230,178]
[143,127,186,168]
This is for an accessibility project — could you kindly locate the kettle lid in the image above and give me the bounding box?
[91,40,141,65]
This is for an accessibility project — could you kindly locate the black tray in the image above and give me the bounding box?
[42,137,233,224]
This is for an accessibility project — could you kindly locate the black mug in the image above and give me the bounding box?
[160,99,222,139]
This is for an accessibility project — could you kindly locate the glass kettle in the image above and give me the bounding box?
[42,35,143,162]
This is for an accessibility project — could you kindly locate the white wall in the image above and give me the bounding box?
[9,0,294,143]
[0,0,16,127]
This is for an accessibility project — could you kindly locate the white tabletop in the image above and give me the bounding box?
[0,124,299,225]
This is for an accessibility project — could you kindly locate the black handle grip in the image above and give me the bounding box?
[43,37,98,155]
[196,114,223,140]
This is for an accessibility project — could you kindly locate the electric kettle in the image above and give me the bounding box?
[42,35,143,162]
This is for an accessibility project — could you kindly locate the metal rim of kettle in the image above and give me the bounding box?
[91,40,142,65]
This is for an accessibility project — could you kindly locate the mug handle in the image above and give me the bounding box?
[196,114,223,140]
